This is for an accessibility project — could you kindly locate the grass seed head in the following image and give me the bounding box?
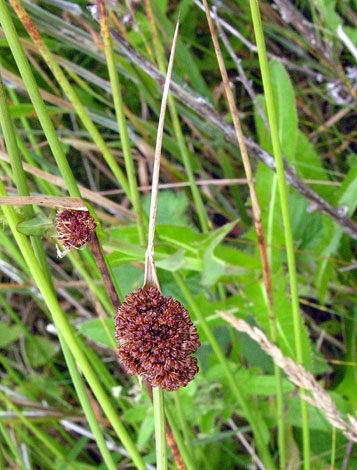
[115,287,200,391]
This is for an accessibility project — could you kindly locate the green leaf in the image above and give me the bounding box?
[295,131,334,201]
[25,336,60,367]
[200,409,217,434]
[315,0,341,32]
[315,165,357,301]
[142,191,190,225]
[0,322,24,347]
[201,222,254,286]
[202,221,237,286]
[9,103,68,118]
[122,405,150,424]
[17,214,55,237]
[270,60,297,163]
[137,413,154,451]
[245,277,313,371]
[78,318,115,348]
[245,375,294,396]
[155,249,186,271]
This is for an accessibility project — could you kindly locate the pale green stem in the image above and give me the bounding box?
[98,0,145,245]
[249,1,310,468]
[59,335,117,470]
[7,0,131,198]
[0,0,80,198]
[153,387,167,470]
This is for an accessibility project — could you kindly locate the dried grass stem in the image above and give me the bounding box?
[219,311,357,442]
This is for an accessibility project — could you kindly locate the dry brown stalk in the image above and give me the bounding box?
[202,0,275,322]
[219,311,357,443]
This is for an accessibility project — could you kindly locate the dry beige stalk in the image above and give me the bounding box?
[144,14,180,291]
[219,311,357,442]
[0,196,87,210]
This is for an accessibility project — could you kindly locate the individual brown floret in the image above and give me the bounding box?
[115,287,200,391]
[55,209,96,253]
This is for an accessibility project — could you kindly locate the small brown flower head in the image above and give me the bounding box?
[56,209,96,253]
[115,287,200,391]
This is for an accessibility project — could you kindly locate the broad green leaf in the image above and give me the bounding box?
[290,193,324,269]
[122,405,150,424]
[202,221,238,286]
[9,103,68,118]
[155,249,186,271]
[78,318,115,348]
[255,62,298,272]
[200,222,260,285]
[0,322,24,347]
[285,426,301,469]
[336,308,357,409]
[137,414,154,451]
[270,60,297,163]
[286,391,350,432]
[245,277,313,371]
[295,130,334,201]
[315,0,341,32]
[315,166,357,301]
[156,224,203,252]
[17,214,55,237]
[113,263,144,296]
[254,94,271,152]
[25,336,60,367]
[142,191,190,226]
[200,409,217,434]
[244,375,294,395]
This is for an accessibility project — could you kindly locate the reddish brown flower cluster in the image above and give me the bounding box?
[115,287,200,391]
[56,209,96,253]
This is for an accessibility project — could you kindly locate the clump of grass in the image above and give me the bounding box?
[0,0,356,469]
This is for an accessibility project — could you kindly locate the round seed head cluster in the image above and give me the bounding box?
[56,209,96,251]
[115,287,200,391]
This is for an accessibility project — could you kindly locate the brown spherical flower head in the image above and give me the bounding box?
[115,287,200,391]
[56,209,96,253]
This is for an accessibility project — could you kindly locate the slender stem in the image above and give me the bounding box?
[0,390,76,469]
[7,0,131,198]
[59,334,117,470]
[153,387,168,470]
[0,0,80,198]
[0,190,146,470]
[202,1,284,466]
[249,1,310,468]
[97,0,145,245]
[88,231,123,309]
[0,73,119,470]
